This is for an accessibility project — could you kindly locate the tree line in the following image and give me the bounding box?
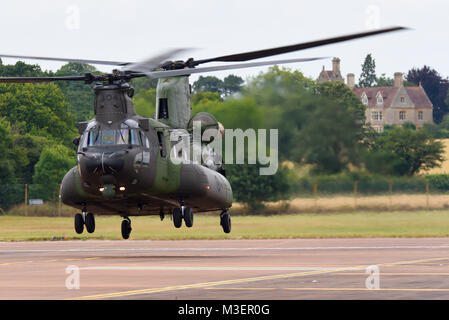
[0,57,448,212]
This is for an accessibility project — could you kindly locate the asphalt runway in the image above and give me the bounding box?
[1,238,449,299]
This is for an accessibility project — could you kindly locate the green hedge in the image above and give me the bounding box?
[294,174,449,196]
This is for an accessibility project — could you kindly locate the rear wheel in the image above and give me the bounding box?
[74,213,84,234]
[184,207,194,228]
[173,208,182,228]
[220,211,231,234]
[121,219,132,239]
[85,213,95,233]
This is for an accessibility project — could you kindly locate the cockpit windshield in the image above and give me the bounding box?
[85,129,140,146]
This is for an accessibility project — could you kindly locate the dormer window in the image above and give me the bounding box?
[400,96,405,103]
[361,92,368,106]
[376,91,383,105]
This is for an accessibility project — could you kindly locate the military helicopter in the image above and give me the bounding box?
[0,27,405,239]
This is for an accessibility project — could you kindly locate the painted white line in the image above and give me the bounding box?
[2,245,449,253]
[81,266,338,271]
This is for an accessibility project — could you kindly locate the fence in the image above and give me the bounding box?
[3,176,449,215]
[0,184,63,216]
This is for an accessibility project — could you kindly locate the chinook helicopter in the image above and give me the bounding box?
[0,27,405,239]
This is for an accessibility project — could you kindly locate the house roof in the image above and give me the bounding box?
[352,86,433,108]
[405,86,433,108]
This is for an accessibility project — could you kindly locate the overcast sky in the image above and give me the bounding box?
[0,0,447,84]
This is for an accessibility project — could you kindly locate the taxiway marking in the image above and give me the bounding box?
[72,256,449,300]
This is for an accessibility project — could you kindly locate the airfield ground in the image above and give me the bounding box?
[1,238,449,299]
[1,211,449,241]
[2,213,449,299]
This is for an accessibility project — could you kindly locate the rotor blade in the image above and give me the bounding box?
[195,26,407,64]
[0,54,130,66]
[0,75,88,83]
[122,48,192,73]
[144,57,327,78]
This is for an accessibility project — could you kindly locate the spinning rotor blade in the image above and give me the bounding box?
[144,57,326,78]
[123,48,191,72]
[0,75,87,83]
[194,26,407,64]
[0,54,130,66]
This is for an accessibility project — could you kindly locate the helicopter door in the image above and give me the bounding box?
[156,129,169,185]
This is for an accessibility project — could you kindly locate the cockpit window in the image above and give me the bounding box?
[86,129,141,146]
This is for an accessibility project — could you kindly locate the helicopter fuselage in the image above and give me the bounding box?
[60,78,232,217]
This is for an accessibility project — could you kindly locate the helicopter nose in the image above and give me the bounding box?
[83,152,125,175]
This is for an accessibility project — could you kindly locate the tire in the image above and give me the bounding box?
[220,212,231,234]
[184,207,194,228]
[121,219,131,239]
[85,213,95,233]
[173,208,182,228]
[74,213,84,234]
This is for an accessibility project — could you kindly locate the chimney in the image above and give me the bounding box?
[332,57,340,73]
[347,73,355,89]
[394,72,403,88]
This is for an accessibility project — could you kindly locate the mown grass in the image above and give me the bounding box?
[1,210,449,241]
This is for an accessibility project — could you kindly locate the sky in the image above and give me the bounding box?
[0,0,447,84]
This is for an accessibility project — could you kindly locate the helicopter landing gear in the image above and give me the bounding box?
[184,207,194,228]
[85,212,95,233]
[173,208,182,228]
[220,210,231,234]
[121,217,132,239]
[173,205,194,228]
[74,211,95,234]
[74,213,84,234]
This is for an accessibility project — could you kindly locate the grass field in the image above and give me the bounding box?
[1,210,449,241]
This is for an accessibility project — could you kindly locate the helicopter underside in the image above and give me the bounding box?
[61,166,233,217]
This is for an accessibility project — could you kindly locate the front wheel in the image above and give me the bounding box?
[85,213,95,233]
[74,213,84,234]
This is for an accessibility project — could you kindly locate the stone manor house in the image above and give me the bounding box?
[317,58,433,132]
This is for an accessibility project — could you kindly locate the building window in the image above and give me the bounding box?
[399,111,406,120]
[400,96,405,103]
[418,111,423,121]
[371,111,383,121]
[376,92,383,105]
[361,92,368,106]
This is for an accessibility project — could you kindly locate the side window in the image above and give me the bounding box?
[158,98,169,119]
[157,131,166,158]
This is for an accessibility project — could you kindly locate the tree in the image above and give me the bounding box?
[407,66,449,123]
[375,73,393,87]
[133,88,156,118]
[131,77,159,95]
[366,127,444,176]
[191,91,222,106]
[192,76,224,94]
[359,54,377,88]
[12,134,52,184]
[32,145,76,200]
[225,161,292,212]
[0,83,77,147]
[223,75,244,96]
[0,118,28,210]
[55,63,99,122]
